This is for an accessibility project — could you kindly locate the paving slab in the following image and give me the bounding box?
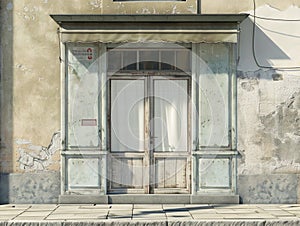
[0,210,25,215]
[134,204,163,209]
[2,204,300,225]
[110,204,133,210]
[13,216,46,220]
[46,213,106,220]
[18,211,52,217]
[192,213,224,219]
[0,215,17,220]
[81,205,110,209]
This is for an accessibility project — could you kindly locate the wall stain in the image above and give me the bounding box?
[16,132,61,171]
[237,69,260,91]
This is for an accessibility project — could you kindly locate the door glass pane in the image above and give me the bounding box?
[111,80,145,152]
[153,80,188,152]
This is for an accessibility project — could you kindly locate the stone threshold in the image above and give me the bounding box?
[59,194,239,204]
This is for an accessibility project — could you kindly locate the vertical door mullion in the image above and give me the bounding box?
[144,76,150,194]
[149,76,155,194]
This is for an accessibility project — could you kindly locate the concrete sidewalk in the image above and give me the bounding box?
[1,204,300,225]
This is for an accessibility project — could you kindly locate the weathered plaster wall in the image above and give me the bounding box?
[236,3,300,203]
[0,0,198,175]
[0,172,60,204]
[0,0,299,203]
[0,0,198,203]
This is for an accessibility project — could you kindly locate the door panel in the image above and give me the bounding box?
[109,155,145,192]
[155,158,187,189]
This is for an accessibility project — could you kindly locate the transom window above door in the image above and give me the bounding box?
[107,48,192,73]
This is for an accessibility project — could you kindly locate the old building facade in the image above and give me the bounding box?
[0,0,300,204]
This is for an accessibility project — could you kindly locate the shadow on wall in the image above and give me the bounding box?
[0,0,13,204]
[238,18,291,76]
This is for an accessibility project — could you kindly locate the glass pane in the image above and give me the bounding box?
[108,50,122,72]
[199,43,230,147]
[153,80,188,152]
[111,80,145,152]
[176,50,191,72]
[67,44,99,147]
[123,51,137,70]
[139,51,159,70]
[161,51,175,70]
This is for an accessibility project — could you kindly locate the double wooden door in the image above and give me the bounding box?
[108,75,191,194]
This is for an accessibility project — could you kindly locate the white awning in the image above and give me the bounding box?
[51,14,249,43]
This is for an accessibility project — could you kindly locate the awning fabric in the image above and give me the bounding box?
[51,14,249,43]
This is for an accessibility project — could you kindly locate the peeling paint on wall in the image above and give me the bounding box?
[259,91,300,166]
[239,91,300,174]
[16,132,61,171]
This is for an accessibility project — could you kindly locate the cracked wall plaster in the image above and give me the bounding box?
[238,90,300,175]
[16,132,61,171]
